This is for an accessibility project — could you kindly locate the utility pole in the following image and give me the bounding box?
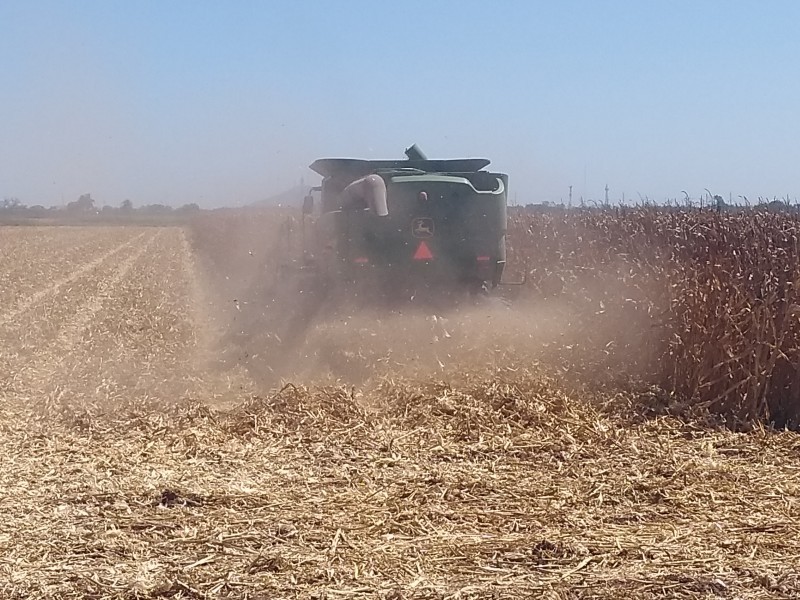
[604,184,609,205]
[568,185,573,206]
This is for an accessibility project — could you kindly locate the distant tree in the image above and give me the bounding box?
[766,199,787,213]
[139,203,173,214]
[2,197,23,210]
[177,203,200,213]
[120,199,133,212]
[66,193,96,213]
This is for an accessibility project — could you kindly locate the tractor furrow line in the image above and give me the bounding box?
[0,230,149,328]
[13,231,163,400]
[46,230,162,361]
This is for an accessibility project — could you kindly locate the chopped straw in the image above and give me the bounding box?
[1,373,798,599]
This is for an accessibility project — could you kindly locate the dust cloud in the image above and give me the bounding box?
[187,209,655,394]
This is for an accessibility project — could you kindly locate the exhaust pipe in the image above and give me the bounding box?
[341,174,388,216]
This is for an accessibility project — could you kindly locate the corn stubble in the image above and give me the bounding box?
[4,378,800,599]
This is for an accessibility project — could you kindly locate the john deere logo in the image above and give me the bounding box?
[412,217,434,238]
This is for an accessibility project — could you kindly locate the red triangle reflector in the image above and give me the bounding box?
[413,240,434,260]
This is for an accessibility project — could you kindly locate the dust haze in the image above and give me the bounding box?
[0,210,655,417]
[186,209,654,395]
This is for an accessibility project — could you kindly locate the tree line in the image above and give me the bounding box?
[0,194,201,218]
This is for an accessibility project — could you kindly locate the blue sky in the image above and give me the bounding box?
[1,1,798,207]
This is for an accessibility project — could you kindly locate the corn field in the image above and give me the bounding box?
[507,207,800,428]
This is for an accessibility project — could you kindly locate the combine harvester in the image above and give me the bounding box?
[233,145,516,378]
[291,144,509,302]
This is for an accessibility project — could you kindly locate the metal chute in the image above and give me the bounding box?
[341,174,388,217]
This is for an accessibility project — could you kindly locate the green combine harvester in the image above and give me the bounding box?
[298,144,509,303]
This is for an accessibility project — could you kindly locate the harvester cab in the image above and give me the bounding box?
[300,145,508,303]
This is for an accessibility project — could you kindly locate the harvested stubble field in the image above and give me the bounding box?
[0,215,799,599]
